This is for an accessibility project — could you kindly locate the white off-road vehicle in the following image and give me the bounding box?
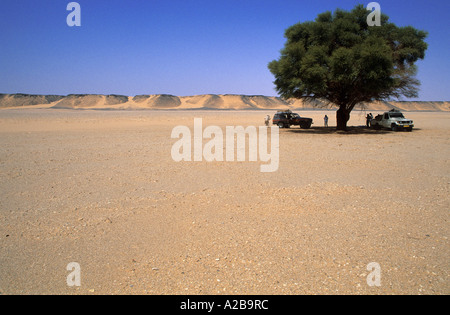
[371,109,414,132]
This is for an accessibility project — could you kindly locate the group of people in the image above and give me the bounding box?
[324,113,374,128]
[264,113,375,128]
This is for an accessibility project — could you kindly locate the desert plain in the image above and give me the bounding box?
[0,107,448,295]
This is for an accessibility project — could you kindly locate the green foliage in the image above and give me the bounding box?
[268,4,428,111]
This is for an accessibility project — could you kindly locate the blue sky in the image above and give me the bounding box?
[0,0,449,100]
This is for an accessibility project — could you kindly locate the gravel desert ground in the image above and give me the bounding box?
[0,109,448,295]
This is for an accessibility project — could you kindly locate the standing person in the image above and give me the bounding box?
[366,113,373,128]
[265,115,271,127]
[324,115,329,128]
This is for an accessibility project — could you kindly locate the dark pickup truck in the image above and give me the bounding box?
[273,110,313,129]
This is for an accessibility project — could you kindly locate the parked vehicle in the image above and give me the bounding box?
[273,110,313,129]
[370,109,414,131]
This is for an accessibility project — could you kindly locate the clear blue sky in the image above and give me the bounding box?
[0,0,449,100]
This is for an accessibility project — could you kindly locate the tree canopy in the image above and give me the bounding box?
[268,4,428,130]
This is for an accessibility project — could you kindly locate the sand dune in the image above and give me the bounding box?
[391,101,450,112]
[52,94,106,109]
[0,94,65,108]
[0,93,448,111]
[132,95,182,109]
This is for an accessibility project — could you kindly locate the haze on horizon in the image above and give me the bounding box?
[1,0,449,101]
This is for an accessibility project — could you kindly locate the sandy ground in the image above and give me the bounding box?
[0,109,448,295]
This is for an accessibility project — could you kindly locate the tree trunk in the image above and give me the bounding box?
[336,106,351,131]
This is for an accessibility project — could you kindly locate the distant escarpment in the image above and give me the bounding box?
[0,94,65,108]
[0,93,448,112]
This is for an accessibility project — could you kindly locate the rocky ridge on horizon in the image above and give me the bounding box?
[0,93,448,112]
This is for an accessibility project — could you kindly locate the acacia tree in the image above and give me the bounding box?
[268,5,428,131]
